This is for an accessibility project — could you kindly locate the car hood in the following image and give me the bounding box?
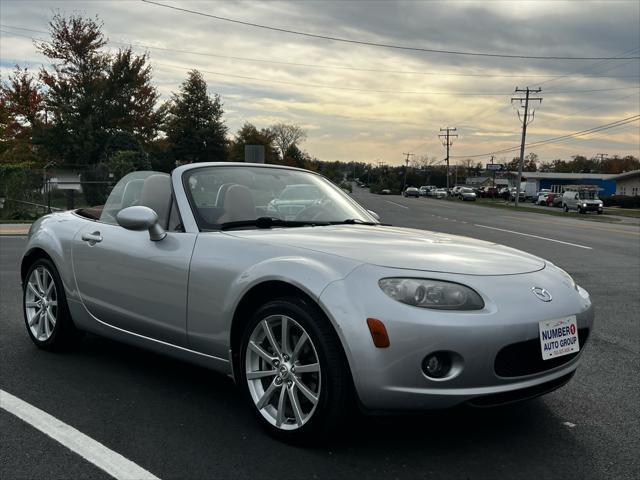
[223,225,545,275]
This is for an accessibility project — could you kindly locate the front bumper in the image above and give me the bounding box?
[319,264,594,411]
[580,204,603,212]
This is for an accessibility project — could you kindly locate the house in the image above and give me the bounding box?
[610,170,640,196]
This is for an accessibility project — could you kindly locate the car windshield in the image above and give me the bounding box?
[461,188,473,193]
[578,191,598,200]
[183,165,376,230]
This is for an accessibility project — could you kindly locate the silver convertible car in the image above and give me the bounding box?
[21,163,593,441]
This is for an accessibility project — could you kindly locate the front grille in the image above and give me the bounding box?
[468,371,575,407]
[494,328,589,378]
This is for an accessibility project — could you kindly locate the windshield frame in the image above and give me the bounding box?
[181,164,378,231]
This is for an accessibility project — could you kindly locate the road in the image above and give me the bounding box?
[1,192,639,480]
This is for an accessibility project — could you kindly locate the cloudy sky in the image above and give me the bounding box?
[1,0,639,166]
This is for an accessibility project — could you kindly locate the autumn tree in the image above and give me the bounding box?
[0,67,45,166]
[163,70,227,164]
[36,13,161,166]
[270,123,307,160]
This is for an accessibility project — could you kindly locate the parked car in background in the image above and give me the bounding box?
[536,192,552,205]
[404,187,420,198]
[509,188,526,202]
[562,188,603,214]
[380,189,391,195]
[459,187,477,201]
[433,189,447,199]
[498,187,510,199]
[533,189,552,203]
[268,184,322,220]
[552,194,564,208]
[420,185,437,196]
[479,186,499,198]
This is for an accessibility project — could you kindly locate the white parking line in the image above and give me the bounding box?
[473,224,592,250]
[0,389,160,480]
[385,200,409,209]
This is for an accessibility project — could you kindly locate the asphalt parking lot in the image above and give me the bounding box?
[1,194,639,480]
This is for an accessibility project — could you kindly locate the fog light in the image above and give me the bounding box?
[422,352,452,378]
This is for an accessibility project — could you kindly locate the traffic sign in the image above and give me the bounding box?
[486,163,505,171]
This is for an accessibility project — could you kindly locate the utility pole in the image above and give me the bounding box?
[596,153,608,163]
[402,152,414,192]
[511,87,542,207]
[490,155,496,188]
[439,127,457,190]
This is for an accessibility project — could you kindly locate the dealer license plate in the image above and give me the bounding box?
[539,316,580,360]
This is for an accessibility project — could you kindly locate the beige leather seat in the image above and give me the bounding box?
[216,185,256,224]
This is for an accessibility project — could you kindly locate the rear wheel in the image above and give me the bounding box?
[239,297,352,443]
[23,259,82,350]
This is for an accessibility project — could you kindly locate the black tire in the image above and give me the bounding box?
[23,258,82,351]
[239,297,353,443]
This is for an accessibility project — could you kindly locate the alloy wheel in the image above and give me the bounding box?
[245,315,321,430]
[25,266,58,341]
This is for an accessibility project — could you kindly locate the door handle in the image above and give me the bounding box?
[81,231,102,245]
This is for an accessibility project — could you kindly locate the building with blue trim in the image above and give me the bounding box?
[509,172,617,196]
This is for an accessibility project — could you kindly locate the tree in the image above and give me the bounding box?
[163,70,227,163]
[283,144,310,168]
[0,67,45,166]
[270,123,306,159]
[36,13,160,166]
[523,152,538,172]
[106,150,151,180]
[228,122,277,163]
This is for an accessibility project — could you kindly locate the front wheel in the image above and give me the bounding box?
[239,298,352,442]
[23,258,82,350]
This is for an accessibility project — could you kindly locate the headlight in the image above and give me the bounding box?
[378,278,484,310]
[582,203,587,207]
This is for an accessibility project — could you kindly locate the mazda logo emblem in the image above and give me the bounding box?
[532,287,552,302]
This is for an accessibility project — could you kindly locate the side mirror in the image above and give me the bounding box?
[116,206,166,241]
[367,209,381,221]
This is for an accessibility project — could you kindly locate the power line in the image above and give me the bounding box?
[154,62,639,97]
[140,0,640,61]
[450,115,640,158]
[450,46,640,130]
[5,28,636,97]
[4,25,638,81]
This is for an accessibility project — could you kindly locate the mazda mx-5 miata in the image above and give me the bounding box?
[21,163,593,441]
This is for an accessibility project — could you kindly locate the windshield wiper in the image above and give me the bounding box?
[219,217,329,231]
